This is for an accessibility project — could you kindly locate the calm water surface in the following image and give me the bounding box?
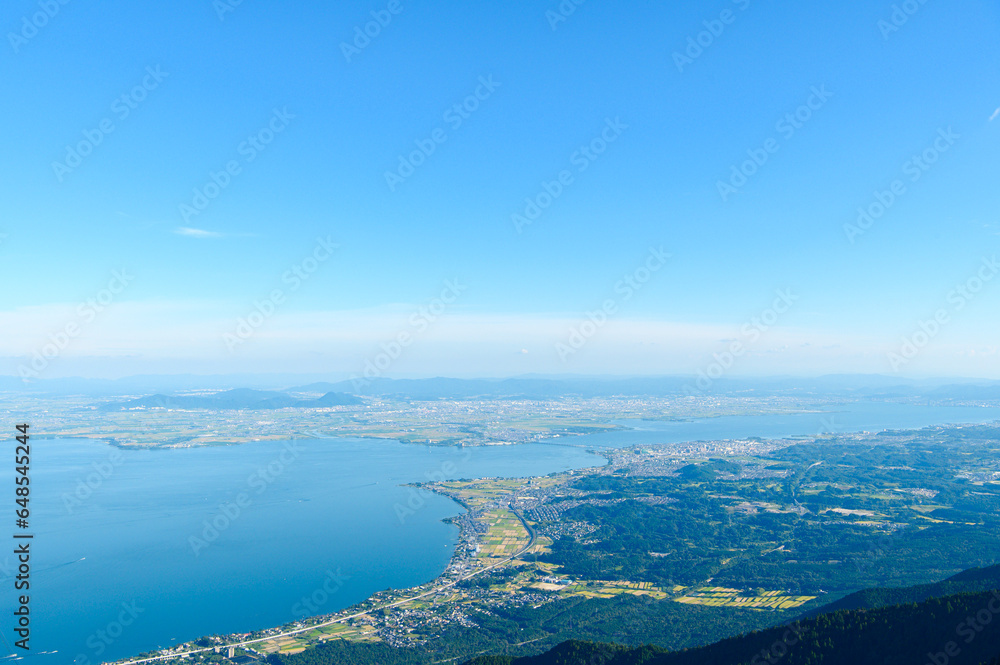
[1,438,602,664]
[547,401,1000,448]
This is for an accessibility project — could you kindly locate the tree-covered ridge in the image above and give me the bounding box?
[805,563,1000,616]
[467,588,1000,665]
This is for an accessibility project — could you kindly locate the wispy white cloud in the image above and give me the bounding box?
[990,107,1000,122]
[174,227,223,238]
[2,300,998,379]
[0,301,913,378]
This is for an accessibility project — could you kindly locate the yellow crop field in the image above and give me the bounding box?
[478,509,529,559]
[674,587,815,610]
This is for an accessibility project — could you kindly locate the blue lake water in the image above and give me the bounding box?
[546,401,1000,448]
[0,438,603,664]
[4,401,1000,663]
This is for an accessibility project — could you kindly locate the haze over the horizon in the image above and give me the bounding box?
[3,1,999,380]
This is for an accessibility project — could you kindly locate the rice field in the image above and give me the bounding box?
[478,509,530,560]
[673,586,815,609]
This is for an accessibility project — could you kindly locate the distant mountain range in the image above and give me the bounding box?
[6,373,1000,401]
[290,375,1000,401]
[465,564,1000,665]
[98,388,362,411]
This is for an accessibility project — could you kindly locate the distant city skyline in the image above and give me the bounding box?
[2,0,999,380]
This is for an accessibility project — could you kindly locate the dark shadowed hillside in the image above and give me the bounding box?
[465,588,1000,665]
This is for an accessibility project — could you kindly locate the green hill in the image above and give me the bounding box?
[804,563,1000,616]
[467,587,1000,665]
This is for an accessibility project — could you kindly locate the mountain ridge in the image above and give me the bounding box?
[461,566,1000,665]
[98,388,362,411]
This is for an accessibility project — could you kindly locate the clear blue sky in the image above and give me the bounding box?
[2,0,999,379]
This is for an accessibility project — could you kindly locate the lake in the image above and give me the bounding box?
[5,400,1000,663]
[545,401,1000,448]
[1,438,603,664]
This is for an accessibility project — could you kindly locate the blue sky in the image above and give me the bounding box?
[2,0,999,379]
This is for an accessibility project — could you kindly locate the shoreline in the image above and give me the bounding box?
[108,474,571,665]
